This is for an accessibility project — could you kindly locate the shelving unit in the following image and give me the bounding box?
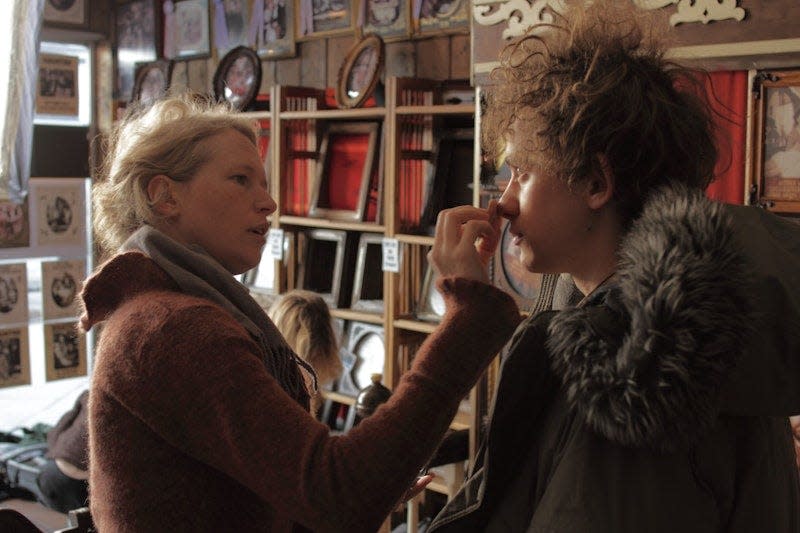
[244,77,486,531]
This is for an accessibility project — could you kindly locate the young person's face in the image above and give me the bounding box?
[169,128,275,274]
[497,131,592,275]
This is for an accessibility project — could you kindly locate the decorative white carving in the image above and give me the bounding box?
[635,0,746,26]
[473,0,747,39]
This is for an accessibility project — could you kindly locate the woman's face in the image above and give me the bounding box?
[496,130,592,275]
[167,128,276,274]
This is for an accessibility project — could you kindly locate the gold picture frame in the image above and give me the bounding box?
[335,34,384,109]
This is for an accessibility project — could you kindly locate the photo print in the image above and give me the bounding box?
[36,182,85,246]
[0,327,30,389]
[44,322,87,382]
[0,199,30,248]
[0,263,28,326]
[42,259,85,321]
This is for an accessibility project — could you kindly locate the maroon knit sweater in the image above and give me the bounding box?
[81,252,520,532]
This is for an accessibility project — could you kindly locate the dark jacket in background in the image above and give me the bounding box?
[430,187,800,532]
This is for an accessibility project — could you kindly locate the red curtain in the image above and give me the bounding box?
[703,70,749,205]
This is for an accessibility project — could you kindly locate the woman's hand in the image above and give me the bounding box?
[428,200,501,284]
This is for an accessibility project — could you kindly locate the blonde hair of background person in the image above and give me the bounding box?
[269,289,343,415]
[81,94,520,532]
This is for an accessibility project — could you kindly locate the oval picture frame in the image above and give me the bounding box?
[132,59,173,105]
[213,46,262,112]
[335,34,385,109]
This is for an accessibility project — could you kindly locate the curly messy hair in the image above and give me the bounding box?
[483,0,718,224]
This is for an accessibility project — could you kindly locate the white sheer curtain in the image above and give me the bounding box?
[0,0,44,202]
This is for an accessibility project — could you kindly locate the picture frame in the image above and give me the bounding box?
[115,0,160,102]
[216,0,251,56]
[43,0,87,29]
[34,180,86,247]
[350,233,384,313]
[132,59,173,105]
[335,34,384,109]
[257,0,297,59]
[361,0,410,41]
[297,0,354,40]
[0,327,30,389]
[169,0,212,60]
[334,321,385,395]
[44,322,87,382]
[37,54,79,117]
[41,259,86,321]
[491,220,543,312]
[0,264,28,326]
[415,263,445,322]
[415,0,469,36]
[213,46,262,111]
[298,229,357,308]
[0,199,30,249]
[309,122,381,221]
[752,69,800,213]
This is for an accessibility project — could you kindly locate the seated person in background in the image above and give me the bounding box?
[268,289,343,416]
[81,95,519,532]
[39,390,89,514]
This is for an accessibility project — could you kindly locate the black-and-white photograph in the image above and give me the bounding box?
[0,327,30,389]
[0,264,27,326]
[42,259,85,320]
[36,181,85,246]
[45,322,87,381]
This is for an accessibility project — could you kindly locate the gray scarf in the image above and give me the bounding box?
[123,225,315,408]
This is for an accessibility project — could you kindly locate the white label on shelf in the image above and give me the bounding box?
[266,228,284,260]
[381,238,401,273]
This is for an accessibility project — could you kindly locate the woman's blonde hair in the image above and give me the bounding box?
[92,95,258,256]
[268,290,342,388]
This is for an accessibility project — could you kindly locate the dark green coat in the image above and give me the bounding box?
[430,187,800,532]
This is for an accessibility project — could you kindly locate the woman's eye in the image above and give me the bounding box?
[232,174,248,185]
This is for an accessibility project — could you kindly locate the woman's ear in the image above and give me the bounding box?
[146,175,180,218]
[585,153,615,210]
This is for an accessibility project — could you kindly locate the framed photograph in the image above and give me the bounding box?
[41,260,86,321]
[0,327,30,389]
[309,122,381,221]
[298,229,356,308]
[416,0,469,35]
[132,59,173,105]
[43,0,87,28]
[257,0,296,59]
[297,0,354,39]
[0,264,28,326]
[216,0,251,55]
[0,199,30,249]
[491,220,543,312]
[44,322,87,382]
[753,69,800,213]
[37,54,79,117]
[170,0,212,60]
[115,0,160,102]
[342,321,385,393]
[34,181,86,247]
[415,263,445,322]
[350,233,384,313]
[335,34,384,109]
[213,46,262,111]
[362,0,409,41]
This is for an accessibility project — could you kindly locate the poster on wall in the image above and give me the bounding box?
[0,264,29,326]
[41,260,85,321]
[0,327,30,389]
[44,322,87,382]
[35,182,86,247]
[0,199,30,249]
[36,54,79,117]
[43,0,87,28]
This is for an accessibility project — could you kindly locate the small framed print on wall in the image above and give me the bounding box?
[257,0,296,59]
[34,180,86,247]
[752,69,800,213]
[115,0,160,101]
[361,0,409,41]
[415,0,469,36]
[41,260,86,321]
[297,0,354,40]
[43,0,87,29]
[44,322,87,382]
[309,122,381,221]
[335,34,384,109]
[0,327,30,389]
[0,199,30,249]
[167,0,212,60]
[132,59,173,105]
[0,264,29,327]
[213,46,262,111]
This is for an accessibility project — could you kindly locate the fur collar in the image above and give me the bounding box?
[547,185,755,453]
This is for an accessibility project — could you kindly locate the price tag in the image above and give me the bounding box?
[266,228,284,260]
[381,238,401,272]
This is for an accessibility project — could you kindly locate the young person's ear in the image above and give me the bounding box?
[146,175,180,218]
[585,153,615,210]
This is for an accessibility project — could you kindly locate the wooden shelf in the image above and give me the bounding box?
[394,318,438,334]
[330,308,384,324]
[320,390,357,405]
[396,103,474,116]
[278,215,386,233]
[394,234,434,246]
[280,107,387,120]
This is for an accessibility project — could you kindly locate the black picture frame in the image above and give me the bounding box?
[213,46,263,112]
[335,34,384,109]
[298,229,357,308]
[350,233,384,313]
[132,59,173,105]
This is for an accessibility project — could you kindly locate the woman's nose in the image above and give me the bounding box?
[256,189,277,214]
